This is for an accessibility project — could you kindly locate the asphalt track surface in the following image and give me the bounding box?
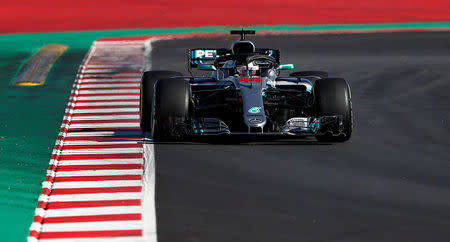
[151,32,450,242]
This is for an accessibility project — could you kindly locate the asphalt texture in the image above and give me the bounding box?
[151,32,450,242]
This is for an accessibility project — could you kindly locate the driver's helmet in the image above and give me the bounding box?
[236,61,259,76]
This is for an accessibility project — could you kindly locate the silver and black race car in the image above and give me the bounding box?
[140,29,353,142]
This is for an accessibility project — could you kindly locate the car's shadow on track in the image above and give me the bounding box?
[142,133,332,145]
[78,129,333,145]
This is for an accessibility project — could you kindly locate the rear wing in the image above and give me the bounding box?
[187,48,280,70]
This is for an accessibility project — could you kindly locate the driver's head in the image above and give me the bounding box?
[231,41,255,54]
[236,62,259,76]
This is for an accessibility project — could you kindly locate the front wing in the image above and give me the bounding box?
[188,115,344,136]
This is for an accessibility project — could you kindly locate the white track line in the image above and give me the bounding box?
[142,37,160,242]
[68,124,139,129]
[65,131,142,136]
[82,69,141,73]
[50,170,143,177]
[70,115,139,120]
[62,140,142,145]
[78,84,140,88]
[76,95,139,100]
[72,108,139,113]
[52,158,143,163]
[85,64,143,67]
[56,160,143,166]
[79,78,140,82]
[31,221,143,232]
[47,180,143,189]
[74,102,139,106]
[40,193,143,202]
[80,74,141,78]
[59,148,142,155]
[76,90,139,94]
[35,206,143,217]
[39,237,145,242]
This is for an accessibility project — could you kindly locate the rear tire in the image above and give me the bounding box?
[153,77,191,141]
[313,78,353,142]
[290,71,328,79]
[140,70,182,131]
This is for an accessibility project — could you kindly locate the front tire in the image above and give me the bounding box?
[140,70,182,131]
[313,78,353,142]
[153,77,191,141]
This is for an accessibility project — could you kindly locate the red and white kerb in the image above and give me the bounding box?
[28,38,156,242]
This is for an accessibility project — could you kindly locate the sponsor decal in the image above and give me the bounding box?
[194,49,216,58]
[248,117,263,123]
[240,77,261,83]
[248,107,261,114]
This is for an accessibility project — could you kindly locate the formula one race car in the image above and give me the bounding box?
[140,29,353,142]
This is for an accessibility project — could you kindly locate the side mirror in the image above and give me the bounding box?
[198,64,217,71]
[278,64,294,70]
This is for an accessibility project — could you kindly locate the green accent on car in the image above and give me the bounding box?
[279,64,294,70]
[248,107,262,114]
[198,64,216,71]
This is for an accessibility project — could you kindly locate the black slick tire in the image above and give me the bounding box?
[140,70,182,131]
[313,78,353,142]
[152,77,191,141]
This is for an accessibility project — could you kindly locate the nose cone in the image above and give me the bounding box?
[238,76,267,130]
